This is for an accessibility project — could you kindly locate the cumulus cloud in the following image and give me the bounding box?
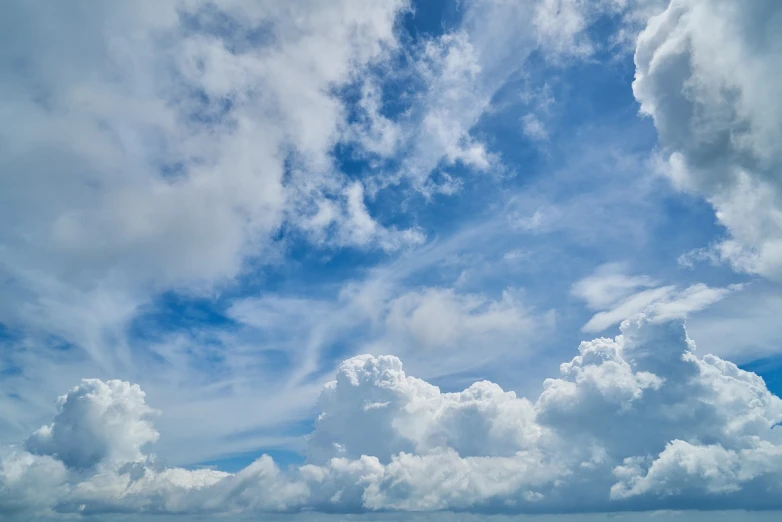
[633,0,782,280]
[572,264,740,332]
[24,379,158,470]
[3,314,782,515]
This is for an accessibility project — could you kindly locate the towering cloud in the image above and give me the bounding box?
[2,314,782,516]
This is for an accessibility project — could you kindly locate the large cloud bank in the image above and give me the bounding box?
[3,314,782,517]
[634,0,782,280]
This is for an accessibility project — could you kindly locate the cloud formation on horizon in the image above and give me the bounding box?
[3,314,782,517]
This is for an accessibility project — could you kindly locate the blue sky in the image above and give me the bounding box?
[2,0,782,519]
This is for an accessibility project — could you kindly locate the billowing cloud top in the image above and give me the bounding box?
[3,314,782,517]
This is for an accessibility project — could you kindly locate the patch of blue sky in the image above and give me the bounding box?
[743,356,782,398]
[402,0,463,42]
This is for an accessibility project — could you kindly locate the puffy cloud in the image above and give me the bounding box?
[25,379,158,470]
[610,439,782,502]
[307,354,543,465]
[3,314,782,515]
[633,0,782,280]
[0,450,67,516]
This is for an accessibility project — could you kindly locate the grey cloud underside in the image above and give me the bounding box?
[3,314,782,516]
[633,0,782,280]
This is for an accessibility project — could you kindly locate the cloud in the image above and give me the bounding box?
[572,263,658,310]
[684,283,782,362]
[0,0,430,462]
[306,353,542,466]
[229,283,546,389]
[381,287,536,351]
[3,314,782,515]
[0,0,674,474]
[0,0,419,379]
[362,0,656,195]
[633,0,782,280]
[0,450,67,517]
[521,113,549,141]
[24,379,158,470]
[573,264,740,332]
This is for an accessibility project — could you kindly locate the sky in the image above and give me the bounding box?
[1,0,782,520]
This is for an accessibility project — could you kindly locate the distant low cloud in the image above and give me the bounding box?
[4,314,782,515]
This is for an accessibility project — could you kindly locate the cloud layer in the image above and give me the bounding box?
[3,314,782,517]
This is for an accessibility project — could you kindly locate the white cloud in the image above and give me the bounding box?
[3,314,782,515]
[0,0,419,377]
[25,379,158,470]
[0,0,428,461]
[306,353,542,465]
[0,450,67,517]
[364,0,655,195]
[633,0,782,280]
[610,439,782,501]
[573,264,740,332]
[338,182,426,252]
[521,113,549,141]
[0,0,676,469]
[685,283,782,362]
[229,282,546,388]
[571,263,658,310]
[383,288,534,351]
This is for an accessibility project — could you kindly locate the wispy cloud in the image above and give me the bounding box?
[573,263,742,333]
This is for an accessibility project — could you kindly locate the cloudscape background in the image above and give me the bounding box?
[1,0,782,520]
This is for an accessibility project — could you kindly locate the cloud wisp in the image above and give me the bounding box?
[572,264,741,333]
